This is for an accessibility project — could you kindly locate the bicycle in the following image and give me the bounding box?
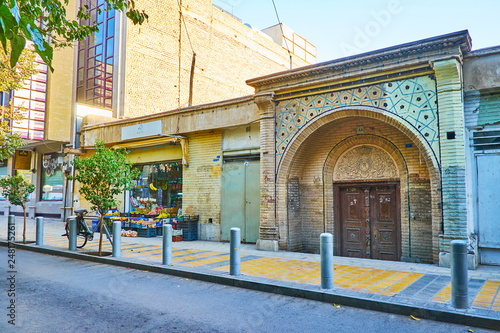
[62,209,113,248]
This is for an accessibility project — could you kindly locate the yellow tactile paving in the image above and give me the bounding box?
[126,249,164,257]
[493,291,500,312]
[347,269,385,291]
[121,245,161,253]
[182,254,231,267]
[214,257,321,280]
[363,271,406,294]
[336,267,375,286]
[472,280,500,309]
[432,283,452,303]
[4,231,500,312]
[173,251,222,263]
[379,273,424,296]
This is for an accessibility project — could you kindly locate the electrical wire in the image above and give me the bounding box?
[176,0,195,54]
[271,0,292,69]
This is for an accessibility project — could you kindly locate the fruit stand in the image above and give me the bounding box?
[102,210,199,241]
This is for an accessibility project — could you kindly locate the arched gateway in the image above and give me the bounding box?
[275,106,441,263]
[250,32,472,266]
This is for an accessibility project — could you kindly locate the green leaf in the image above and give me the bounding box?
[10,33,25,67]
[0,4,16,35]
[0,24,7,54]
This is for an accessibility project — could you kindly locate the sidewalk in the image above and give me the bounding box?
[1,216,499,330]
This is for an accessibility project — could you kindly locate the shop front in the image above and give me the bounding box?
[95,138,197,241]
[125,161,183,216]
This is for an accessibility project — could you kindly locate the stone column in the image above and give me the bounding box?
[432,58,472,267]
[255,92,279,251]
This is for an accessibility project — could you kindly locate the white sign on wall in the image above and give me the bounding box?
[121,120,162,140]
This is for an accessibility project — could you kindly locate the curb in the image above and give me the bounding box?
[1,240,499,330]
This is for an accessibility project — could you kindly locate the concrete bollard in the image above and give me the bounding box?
[68,218,77,251]
[7,215,15,242]
[112,221,121,258]
[36,217,44,246]
[451,240,468,309]
[163,224,173,265]
[230,227,241,276]
[320,233,334,289]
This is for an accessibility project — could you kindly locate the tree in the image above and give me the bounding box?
[0,174,35,243]
[0,0,148,71]
[71,140,139,255]
[0,42,38,159]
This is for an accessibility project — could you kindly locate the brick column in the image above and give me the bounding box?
[255,92,279,251]
[432,58,470,265]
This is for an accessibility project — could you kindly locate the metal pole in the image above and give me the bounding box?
[320,233,334,289]
[36,217,44,246]
[451,240,468,309]
[7,215,15,242]
[112,221,121,258]
[68,218,77,251]
[230,227,241,276]
[163,224,173,265]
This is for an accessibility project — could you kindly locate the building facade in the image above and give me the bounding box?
[249,31,473,266]
[1,0,313,219]
[463,46,500,265]
[81,30,500,267]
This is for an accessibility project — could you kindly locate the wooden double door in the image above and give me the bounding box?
[335,183,401,261]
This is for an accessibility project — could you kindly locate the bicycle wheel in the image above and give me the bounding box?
[65,223,88,248]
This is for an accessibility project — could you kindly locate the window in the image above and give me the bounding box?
[472,130,500,151]
[127,161,183,214]
[41,154,64,200]
[76,0,116,109]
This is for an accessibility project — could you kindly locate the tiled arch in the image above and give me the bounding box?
[275,75,439,174]
[275,108,442,262]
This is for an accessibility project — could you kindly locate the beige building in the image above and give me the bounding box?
[2,0,313,219]
[82,30,496,268]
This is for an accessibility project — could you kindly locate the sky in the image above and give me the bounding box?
[213,0,500,63]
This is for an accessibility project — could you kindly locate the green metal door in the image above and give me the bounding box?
[221,160,260,242]
[244,161,260,243]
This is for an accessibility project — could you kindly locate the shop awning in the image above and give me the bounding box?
[113,136,178,149]
[112,136,189,166]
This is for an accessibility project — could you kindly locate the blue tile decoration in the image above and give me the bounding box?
[275,75,439,172]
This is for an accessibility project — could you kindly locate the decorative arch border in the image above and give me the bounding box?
[275,108,442,262]
[275,75,439,174]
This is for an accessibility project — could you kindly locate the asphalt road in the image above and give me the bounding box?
[0,248,494,333]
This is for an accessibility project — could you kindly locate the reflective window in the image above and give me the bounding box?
[76,1,116,109]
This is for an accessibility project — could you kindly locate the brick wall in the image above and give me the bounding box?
[433,59,468,254]
[408,176,433,262]
[123,0,309,118]
[182,130,222,227]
